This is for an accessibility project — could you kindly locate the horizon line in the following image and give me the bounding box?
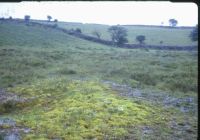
[1,17,197,28]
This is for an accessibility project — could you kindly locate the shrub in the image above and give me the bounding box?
[67,70,77,74]
[92,30,101,39]
[136,35,146,45]
[189,25,198,41]
[24,15,30,25]
[75,28,82,33]
[59,68,77,75]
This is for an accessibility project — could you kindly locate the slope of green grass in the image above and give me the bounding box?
[0,21,198,94]
[0,21,197,139]
[35,20,197,46]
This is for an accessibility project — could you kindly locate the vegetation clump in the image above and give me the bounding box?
[24,15,30,25]
[92,30,101,39]
[189,25,198,41]
[47,15,52,22]
[169,19,178,27]
[75,28,82,33]
[136,35,146,45]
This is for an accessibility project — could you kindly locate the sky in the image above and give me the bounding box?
[0,1,198,26]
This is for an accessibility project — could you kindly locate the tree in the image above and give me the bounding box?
[108,25,128,47]
[47,15,52,22]
[169,19,178,27]
[189,25,198,41]
[92,30,101,39]
[24,15,30,24]
[75,28,82,33]
[136,35,146,45]
[53,19,58,28]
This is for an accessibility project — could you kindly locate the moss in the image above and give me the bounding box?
[57,67,77,75]
[0,100,16,113]
[5,78,171,139]
[0,124,12,129]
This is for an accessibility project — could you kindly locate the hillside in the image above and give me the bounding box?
[34,20,197,46]
[0,20,197,139]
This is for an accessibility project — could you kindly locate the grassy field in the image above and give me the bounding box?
[0,20,198,139]
[35,20,197,46]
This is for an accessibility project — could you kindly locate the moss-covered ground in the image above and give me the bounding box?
[4,79,167,139]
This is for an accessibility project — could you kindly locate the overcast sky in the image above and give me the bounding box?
[0,1,198,26]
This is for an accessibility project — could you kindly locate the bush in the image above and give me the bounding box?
[59,68,77,75]
[68,70,77,74]
[75,28,82,33]
[136,35,145,45]
[24,15,30,25]
[189,25,198,41]
[92,30,101,39]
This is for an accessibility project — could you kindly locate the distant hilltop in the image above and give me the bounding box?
[2,18,196,29]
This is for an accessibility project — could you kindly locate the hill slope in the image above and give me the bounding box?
[35,20,197,46]
[0,20,197,139]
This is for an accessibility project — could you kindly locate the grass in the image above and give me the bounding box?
[0,20,198,139]
[0,20,197,94]
[34,20,197,46]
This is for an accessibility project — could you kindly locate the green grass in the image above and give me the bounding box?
[0,20,198,139]
[34,20,197,46]
[0,21,197,94]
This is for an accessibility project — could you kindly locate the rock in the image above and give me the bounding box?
[0,118,16,128]
[141,126,154,138]
[4,133,20,140]
[102,80,197,114]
